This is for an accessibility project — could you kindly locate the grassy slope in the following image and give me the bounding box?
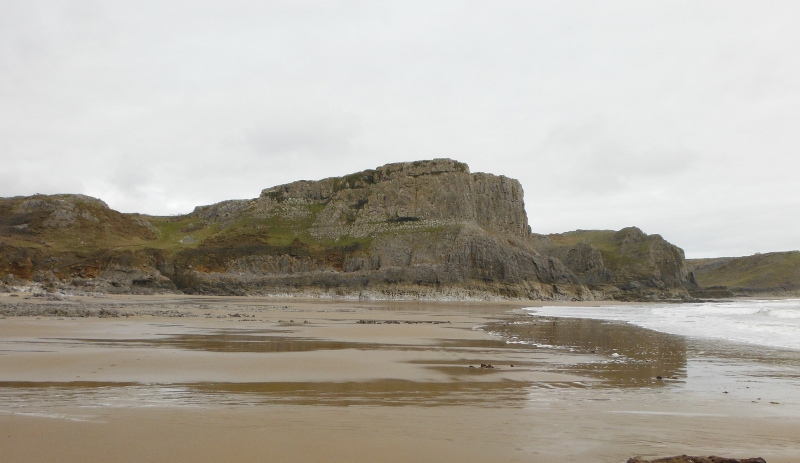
[688,251,800,291]
[543,230,647,272]
[0,196,155,252]
[136,215,221,250]
[1,193,454,271]
[164,204,375,272]
[0,195,167,280]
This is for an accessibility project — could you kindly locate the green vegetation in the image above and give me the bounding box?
[155,202,375,272]
[143,215,218,250]
[139,203,329,252]
[0,194,381,281]
[688,251,800,291]
[0,195,156,252]
[545,229,649,271]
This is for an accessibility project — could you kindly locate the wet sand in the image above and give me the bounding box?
[1,294,799,462]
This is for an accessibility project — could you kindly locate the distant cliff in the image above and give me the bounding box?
[687,251,800,298]
[0,159,696,301]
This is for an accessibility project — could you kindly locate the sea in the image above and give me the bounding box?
[525,299,800,352]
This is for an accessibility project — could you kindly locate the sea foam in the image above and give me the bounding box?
[525,299,800,351]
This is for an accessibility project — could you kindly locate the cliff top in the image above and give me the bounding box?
[262,158,469,194]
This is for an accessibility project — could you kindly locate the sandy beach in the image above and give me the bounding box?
[1,294,799,462]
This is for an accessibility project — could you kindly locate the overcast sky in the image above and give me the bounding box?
[2,1,799,258]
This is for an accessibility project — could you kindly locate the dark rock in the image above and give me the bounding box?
[627,456,766,463]
[689,286,736,299]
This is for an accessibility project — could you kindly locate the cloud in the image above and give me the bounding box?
[248,113,360,159]
[532,119,699,195]
[1,1,799,257]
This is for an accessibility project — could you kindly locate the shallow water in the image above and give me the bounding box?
[0,379,549,408]
[2,300,800,410]
[484,317,689,387]
[507,311,800,406]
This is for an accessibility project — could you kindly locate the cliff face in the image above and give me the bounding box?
[260,159,529,237]
[531,227,696,300]
[173,159,583,299]
[0,194,175,294]
[195,159,528,238]
[0,159,695,300]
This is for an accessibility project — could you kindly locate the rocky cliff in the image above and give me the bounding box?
[531,227,697,300]
[0,194,176,294]
[169,159,583,299]
[0,159,696,300]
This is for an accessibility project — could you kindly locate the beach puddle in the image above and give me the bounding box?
[68,334,385,353]
[188,379,533,406]
[61,331,531,354]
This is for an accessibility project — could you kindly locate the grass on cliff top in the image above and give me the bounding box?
[169,203,376,272]
[0,196,158,252]
[144,203,374,259]
[689,251,800,290]
[545,229,650,271]
[143,215,220,250]
[2,193,456,263]
[139,203,324,247]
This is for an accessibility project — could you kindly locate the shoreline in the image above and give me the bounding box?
[524,298,800,353]
[4,285,799,307]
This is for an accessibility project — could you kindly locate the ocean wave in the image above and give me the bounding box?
[524,299,800,351]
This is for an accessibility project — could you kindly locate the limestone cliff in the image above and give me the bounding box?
[171,159,584,299]
[531,227,696,300]
[0,160,697,300]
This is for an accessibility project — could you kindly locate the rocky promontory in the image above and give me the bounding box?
[532,227,697,301]
[1,159,698,300]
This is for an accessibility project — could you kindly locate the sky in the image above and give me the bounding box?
[1,1,799,258]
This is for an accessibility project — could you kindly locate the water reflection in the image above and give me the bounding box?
[486,316,688,386]
[72,334,382,353]
[0,380,533,407]
[66,333,523,353]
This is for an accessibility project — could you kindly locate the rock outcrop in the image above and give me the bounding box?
[0,159,698,300]
[0,194,175,295]
[171,159,585,299]
[532,227,696,300]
